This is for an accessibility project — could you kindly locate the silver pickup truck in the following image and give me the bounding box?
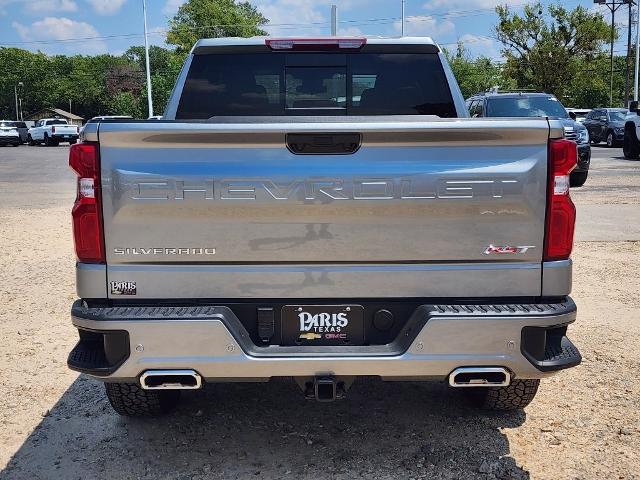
[67,37,581,416]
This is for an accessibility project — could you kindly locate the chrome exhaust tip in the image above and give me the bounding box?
[140,369,202,390]
[448,367,510,388]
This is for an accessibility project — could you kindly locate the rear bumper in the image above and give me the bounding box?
[52,134,78,141]
[69,298,581,382]
[0,137,20,145]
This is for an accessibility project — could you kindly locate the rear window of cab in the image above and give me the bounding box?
[176,52,457,119]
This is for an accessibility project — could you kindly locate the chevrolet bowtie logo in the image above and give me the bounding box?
[299,332,322,340]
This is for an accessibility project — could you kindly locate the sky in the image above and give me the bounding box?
[0,0,633,59]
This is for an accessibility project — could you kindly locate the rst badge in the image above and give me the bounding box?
[110,281,137,296]
[281,305,365,345]
[484,245,536,255]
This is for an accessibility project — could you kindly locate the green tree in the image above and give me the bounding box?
[0,48,151,120]
[444,42,515,99]
[167,0,268,54]
[0,48,52,119]
[564,55,629,108]
[495,2,612,102]
[109,91,144,117]
[125,46,186,115]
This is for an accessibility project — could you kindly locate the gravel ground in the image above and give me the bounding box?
[0,145,639,480]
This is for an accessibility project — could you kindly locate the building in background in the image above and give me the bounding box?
[26,108,84,127]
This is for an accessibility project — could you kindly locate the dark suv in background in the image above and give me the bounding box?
[465,92,591,187]
[582,108,628,148]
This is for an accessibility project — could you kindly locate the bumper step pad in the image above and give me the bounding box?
[521,325,581,372]
[67,329,130,376]
[538,336,582,371]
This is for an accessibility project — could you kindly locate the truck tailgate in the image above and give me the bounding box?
[54,125,78,135]
[97,118,553,298]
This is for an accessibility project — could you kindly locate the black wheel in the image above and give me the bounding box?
[27,135,36,146]
[623,126,640,159]
[465,379,540,411]
[104,382,181,417]
[44,134,59,146]
[606,131,615,148]
[570,171,588,187]
[69,139,77,145]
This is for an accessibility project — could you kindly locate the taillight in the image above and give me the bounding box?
[52,126,56,134]
[544,139,577,261]
[265,37,366,51]
[69,142,104,263]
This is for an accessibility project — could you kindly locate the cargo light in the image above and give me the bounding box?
[265,37,366,51]
[544,139,577,261]
[69,142,105,263]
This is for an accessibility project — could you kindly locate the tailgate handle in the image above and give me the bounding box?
[286,133,361,155]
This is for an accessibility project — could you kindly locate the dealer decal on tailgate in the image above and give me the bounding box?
[110,281,137,296]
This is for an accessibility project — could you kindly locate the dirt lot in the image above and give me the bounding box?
[0,146,639,479]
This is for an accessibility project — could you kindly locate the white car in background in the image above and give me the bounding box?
[28,118,79,146]
[0,122,21,147]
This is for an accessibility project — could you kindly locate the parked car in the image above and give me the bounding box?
[582,108,628,147]
[466,91,590,187]
[68,36,581,417]
[0,120,28,143]
[0,122,21,147]
[622,101,640,159]
[79,116,133,136]
[566,108,591,124]
[28,118,79,146]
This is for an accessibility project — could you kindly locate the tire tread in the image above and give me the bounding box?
[105,382,180,417]
[476,379,540,411]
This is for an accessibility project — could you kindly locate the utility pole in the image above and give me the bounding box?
[331,5,337,36]
[401,0,406,37]
[625,1,636,107]
[14,86,19,122]
[14,82,22,122]
[142,0,154,117]
[636,1,640,100]
[595,0,629,106]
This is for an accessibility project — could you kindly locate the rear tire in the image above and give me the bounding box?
[570,171,588,187]
[623,126,640,159]
[606,131,615,148]
[466,379,540,411]
[105,382,181,417]
[44,134,58,147]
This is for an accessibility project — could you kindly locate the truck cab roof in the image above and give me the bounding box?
[39,118,69,123]
[192,36,440,54]
[468,91,555,100]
